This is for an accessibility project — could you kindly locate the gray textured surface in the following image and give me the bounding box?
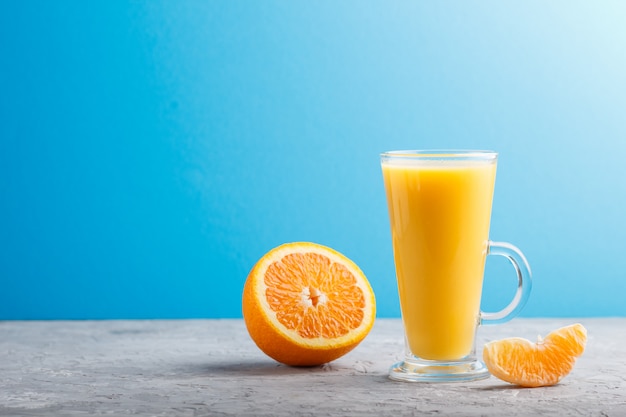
[0,318,624,416]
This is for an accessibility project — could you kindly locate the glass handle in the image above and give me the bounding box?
[480,241,532,325]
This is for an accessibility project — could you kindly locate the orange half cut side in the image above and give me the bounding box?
[242,242,376,366]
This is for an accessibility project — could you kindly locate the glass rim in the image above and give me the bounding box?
[380,149,497,160]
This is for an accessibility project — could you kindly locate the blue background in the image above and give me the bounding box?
[2,1,625,320]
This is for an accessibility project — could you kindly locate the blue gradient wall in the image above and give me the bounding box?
[2,1,625,319]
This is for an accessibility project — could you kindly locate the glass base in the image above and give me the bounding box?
[389,357,490,383]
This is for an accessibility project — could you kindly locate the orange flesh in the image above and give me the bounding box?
[264,252,366,339]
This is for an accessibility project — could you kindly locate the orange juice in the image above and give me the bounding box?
[382,157,496,361]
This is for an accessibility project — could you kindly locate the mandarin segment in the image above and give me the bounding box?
[483,323,587,387]
[242,242,376,366]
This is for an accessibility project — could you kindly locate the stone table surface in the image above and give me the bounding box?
[0,318,624,416]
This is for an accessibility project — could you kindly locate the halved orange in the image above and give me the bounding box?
[242,242,376,366]
[483,323,587,387]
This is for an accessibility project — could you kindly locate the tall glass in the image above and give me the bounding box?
[381,150,532,382]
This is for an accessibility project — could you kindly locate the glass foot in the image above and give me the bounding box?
[389,358,490,383]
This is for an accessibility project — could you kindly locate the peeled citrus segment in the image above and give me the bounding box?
[483,323,587,387]
[242,242,376,366]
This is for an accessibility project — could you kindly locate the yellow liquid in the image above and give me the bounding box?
[382,159,496,360]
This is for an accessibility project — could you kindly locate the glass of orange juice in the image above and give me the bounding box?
[381,150,532,382]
